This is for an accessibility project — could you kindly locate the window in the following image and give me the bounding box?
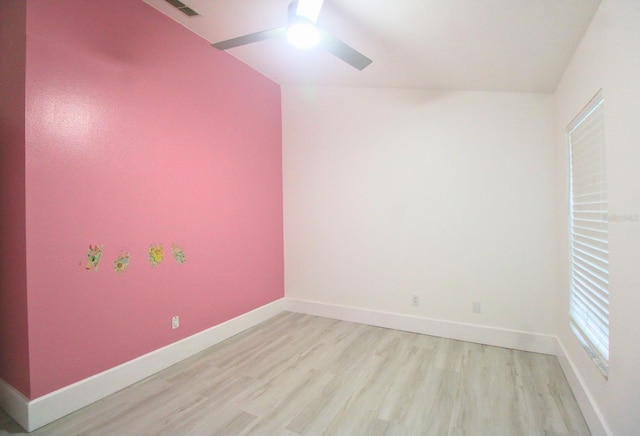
[567,89,609,378]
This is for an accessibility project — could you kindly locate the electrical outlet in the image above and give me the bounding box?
[412,294,420,306]
[172,315,180,329]
[473,301,481,313]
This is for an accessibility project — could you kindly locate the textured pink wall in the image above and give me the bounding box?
[0,0,31,398]
[24,0,283,398]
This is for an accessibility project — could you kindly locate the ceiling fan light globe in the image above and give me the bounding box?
[286,22,320,49]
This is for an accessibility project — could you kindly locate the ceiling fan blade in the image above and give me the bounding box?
[319,30,372,70]
[212,27,286,50]
[294,0,324,23]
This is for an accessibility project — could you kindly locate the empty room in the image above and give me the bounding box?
[0,0,638,434]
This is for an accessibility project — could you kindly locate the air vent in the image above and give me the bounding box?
[180,7,199,17]
[164,0,185,7]
[164,0,199,17]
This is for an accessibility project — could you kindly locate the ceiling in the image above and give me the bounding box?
[143,0,601,93]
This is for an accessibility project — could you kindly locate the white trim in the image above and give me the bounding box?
[2,298,286,432]
[555,339,612,436]
[1,298,609,435]
[566,88,604,133]
[284,298,557,355]
[0,378,29,430]
[284,298,614,433]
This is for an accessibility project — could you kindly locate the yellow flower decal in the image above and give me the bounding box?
[148,244,164,267]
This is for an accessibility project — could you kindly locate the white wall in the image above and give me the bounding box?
[283,87,556,336]
[554,0,640,434]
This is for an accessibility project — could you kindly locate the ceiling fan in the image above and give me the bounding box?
[211,0,372,71]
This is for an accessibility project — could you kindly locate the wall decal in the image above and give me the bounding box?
[113,252,131,274]
[85,245,103,271]
[148,244,164,267]
[171,244,186,264]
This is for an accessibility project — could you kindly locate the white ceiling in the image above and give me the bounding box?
[143,0,601,93]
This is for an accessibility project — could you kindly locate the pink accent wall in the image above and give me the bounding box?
[22,0,283,399]
[0,0,31,398]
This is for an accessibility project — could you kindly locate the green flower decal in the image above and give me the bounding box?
[85,245,103,271]
[172,244,186,264]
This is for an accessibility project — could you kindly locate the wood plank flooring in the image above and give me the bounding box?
[0,312,590,435]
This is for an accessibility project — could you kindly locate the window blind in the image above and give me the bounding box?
[567,90,609,377]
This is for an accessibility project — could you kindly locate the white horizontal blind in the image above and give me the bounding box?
[567,90,609,376]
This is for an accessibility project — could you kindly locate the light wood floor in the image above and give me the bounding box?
[0,312,589,435]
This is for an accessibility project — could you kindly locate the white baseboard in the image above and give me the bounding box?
[284,298,558,355]
[284,298,613,435]
[1,298,286,432]
[555,339,612,436]
[0,378,29,430]
[1,297,608,436]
